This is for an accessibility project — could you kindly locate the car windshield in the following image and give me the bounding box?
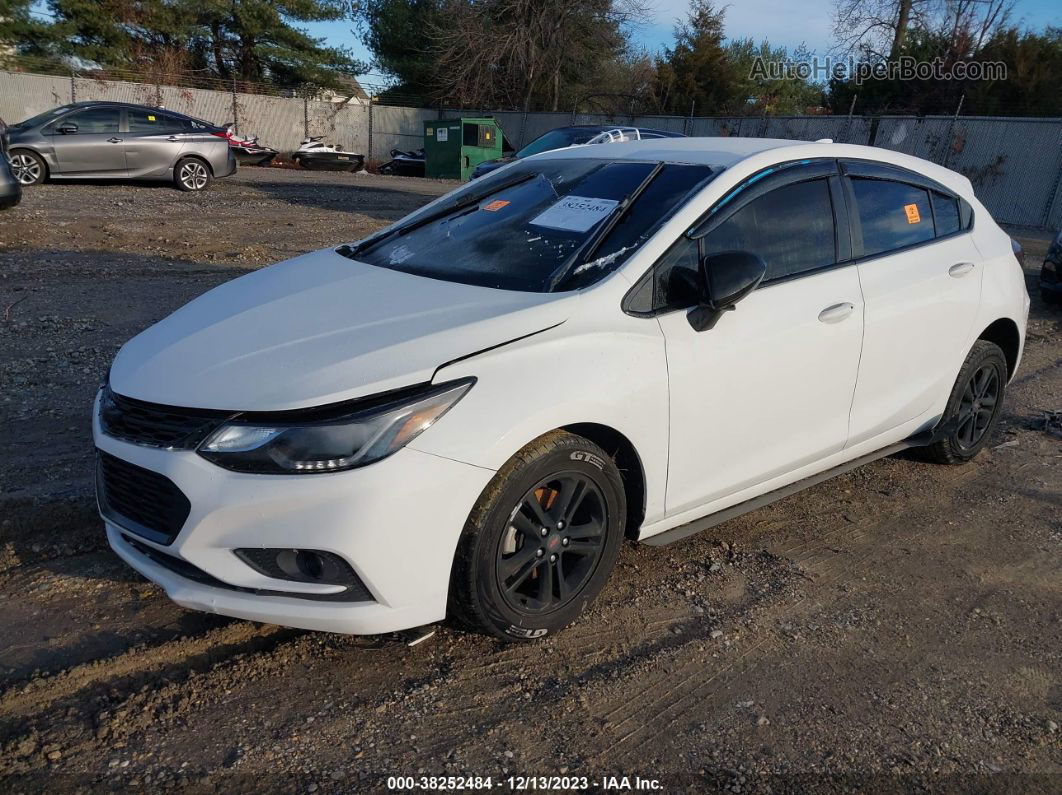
[353,158,716,292]
[517,129,605,158]
[13,105,76,128]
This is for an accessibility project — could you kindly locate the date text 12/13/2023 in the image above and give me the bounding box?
[385,775,663,790]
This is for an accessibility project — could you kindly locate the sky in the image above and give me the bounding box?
[306,0,1062,86]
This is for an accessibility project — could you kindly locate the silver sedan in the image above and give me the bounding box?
[4,101,237,191]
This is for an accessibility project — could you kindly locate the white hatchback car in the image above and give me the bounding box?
[95,138,1029,640]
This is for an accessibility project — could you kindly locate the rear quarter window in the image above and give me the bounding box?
[931,191,961,236]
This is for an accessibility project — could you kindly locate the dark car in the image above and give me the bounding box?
[0,119,22,209]
[469,125,686,179]
[1041,230,1062,305]
[4,101,237,192]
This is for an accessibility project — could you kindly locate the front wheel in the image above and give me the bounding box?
[174,157,211,191]
[9,150,46,185]
[921,340,1008,464]
[449,431,625,641]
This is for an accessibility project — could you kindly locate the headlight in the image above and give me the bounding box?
[198,379,473,474]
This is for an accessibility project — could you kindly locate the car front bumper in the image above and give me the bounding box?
[93,400,495,634]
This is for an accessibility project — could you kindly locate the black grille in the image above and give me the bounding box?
[123,536,374,602]
[97,452,191,545]
[99,387,227,449]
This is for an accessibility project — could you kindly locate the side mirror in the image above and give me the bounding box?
[56,122,78,134]
[687,250,767,331]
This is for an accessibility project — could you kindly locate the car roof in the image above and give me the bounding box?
[59,101,208,122]
[533,136,972,194]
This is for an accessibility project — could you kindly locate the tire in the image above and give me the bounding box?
[8,149,46,185]
[174,157,212,192]
[449,431,626,641]
[1042,289,1061,306]
[920,340,1008,464]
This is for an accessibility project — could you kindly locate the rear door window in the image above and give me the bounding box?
[128,109,189,133]
[851,178,934,256]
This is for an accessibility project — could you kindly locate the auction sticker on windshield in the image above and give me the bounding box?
[531,195,619,233]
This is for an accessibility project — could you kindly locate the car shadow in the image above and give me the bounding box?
[246,175,453,221]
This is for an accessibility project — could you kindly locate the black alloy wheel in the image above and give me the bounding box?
[496,473,608,614]
[921,340,1007,464]
[449,430,626,641]
[955,363,999,450]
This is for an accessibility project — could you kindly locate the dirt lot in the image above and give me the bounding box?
[0,168,1059,793]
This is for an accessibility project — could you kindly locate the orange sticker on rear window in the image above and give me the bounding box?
[482,200,510,212]
[904,203,921,224]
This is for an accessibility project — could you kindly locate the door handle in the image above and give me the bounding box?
[167,136,179,142]
[107,137,123,143]
[949,262,975,277]
[818,302,855,324]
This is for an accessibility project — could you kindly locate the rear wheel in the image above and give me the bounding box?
[921,340,1007,464]
[174,157,211,192]
[449,431,625,641]
[9,150,46,185]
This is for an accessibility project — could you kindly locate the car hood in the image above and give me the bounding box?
[473,157,516,175]
[110,248,572,411]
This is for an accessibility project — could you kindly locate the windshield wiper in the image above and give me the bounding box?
[546,162,665,292]
[337,170,537,259]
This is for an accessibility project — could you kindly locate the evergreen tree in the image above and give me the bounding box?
[7,0,366,87]
[653,1,743,115]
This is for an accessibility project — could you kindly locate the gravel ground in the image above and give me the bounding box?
[0,168,1059,793]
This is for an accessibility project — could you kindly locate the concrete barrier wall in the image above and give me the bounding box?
[2,70,1060,228]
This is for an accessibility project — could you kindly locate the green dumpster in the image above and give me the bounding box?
[423,117,504,181]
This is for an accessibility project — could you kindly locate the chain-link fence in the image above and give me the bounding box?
[2,67,1060,230]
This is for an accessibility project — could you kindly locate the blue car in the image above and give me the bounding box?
[470,125,685,179]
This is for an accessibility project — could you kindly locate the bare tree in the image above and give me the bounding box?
[832,0,1012,60]
[429,0,647,111]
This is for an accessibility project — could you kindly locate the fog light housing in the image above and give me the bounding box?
[235,547,370,596]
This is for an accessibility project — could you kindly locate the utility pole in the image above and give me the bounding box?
[303,90,309,139]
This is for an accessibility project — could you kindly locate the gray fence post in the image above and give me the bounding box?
[303,92,309,139]
[367,95,374,165]
[231,75,239,134]
[70,70,76,103]
[942,94,964,167]
[842,94,857,143]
